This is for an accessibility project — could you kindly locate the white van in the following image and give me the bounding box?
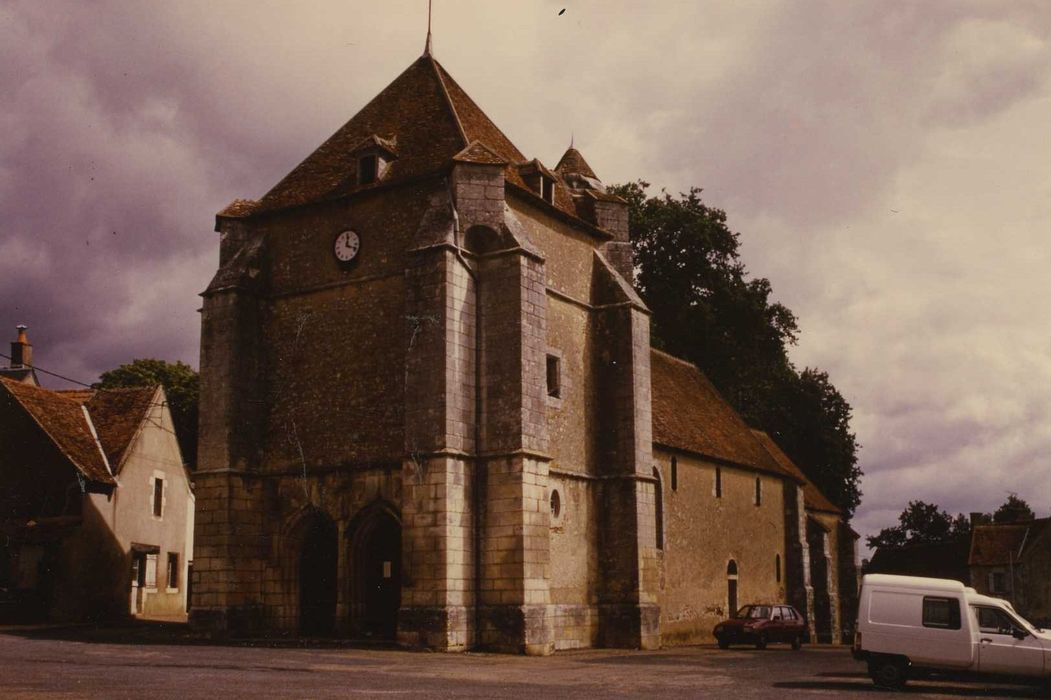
[853,573,1051,689]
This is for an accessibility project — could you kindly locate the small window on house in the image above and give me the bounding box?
[550,489,561,519]
[754,476,762,506]
[922,596,961,629]
[145,553,158,589]
[359,155,378,185]
[167,553,179,590]
[153,478,164,518]
[670,457,678,491]
[541,175,554,204]
[776,554,782,583]
[714,467,722,498]
[990,571,1006,594]
[546,354,561,398]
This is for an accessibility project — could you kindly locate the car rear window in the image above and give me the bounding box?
[922,596,961,630]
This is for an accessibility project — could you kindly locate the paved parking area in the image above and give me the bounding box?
[0,627,1047,698]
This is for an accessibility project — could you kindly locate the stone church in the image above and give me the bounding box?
[193,44,857,653]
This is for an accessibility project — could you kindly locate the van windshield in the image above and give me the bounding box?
[734,605,771,619]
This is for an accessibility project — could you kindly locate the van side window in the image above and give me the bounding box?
[976,606,1018,635]
[922,596,961,630]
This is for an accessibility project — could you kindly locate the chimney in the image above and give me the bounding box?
[10,325,32,368]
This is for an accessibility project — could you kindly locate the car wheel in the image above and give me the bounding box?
[717,640,729,650]
[755,633,767,650]
[791,634,802,650]
[868,656,908,690]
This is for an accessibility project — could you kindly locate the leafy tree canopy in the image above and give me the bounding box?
[867,495,1037,550]
[993,494,1035,523]
[610,180,862,516]
[95,359,198,468]
[866,500,972,550]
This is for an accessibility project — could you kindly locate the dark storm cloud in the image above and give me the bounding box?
[3,0,1050,550]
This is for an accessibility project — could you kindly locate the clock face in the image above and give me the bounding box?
[333,230,360,263]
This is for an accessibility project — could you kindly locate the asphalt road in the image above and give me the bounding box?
[0,626,1047,699]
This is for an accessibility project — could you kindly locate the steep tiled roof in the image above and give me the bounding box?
[222,54,594,233]
[0,378,114,485]
[969,520,1049,566]
[751,430,840,514]
[85,387,157,471]
[555,147,598,180]
[650,350,792,479]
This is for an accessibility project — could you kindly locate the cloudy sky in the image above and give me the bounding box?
[4,0,1051,549]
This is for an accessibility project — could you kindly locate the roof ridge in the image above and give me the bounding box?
[426,55,468,149]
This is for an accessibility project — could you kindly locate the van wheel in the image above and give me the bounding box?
[868,656,908,689]
[791,634,802,650]
[755,633,767,650]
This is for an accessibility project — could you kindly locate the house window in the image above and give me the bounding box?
[922,596,961,629]
[541,175,554,204]
[671,457,678,491]
[714,467,722,498]
[153,477,164,518]
[990,571,1006,594]
[145,553,158,589]
[546,354,561,398]
[754,476,762,506]
[550,489,561,519]
[359,155,378,185]
[727,560,739,615]
[776,554,782,583]
[167,553,179,590]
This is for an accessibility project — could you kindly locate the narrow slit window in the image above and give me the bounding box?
[754,476,762,506]
[671,456,678,492]
[153,478,164,518]
[653,468,664,551]
[714,467,722,498]
[546,354,561,398]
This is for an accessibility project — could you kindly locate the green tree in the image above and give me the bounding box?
[611,180,862,515]
[95,359,198,468]
[866,500,972,549]
[993,494,1035,523]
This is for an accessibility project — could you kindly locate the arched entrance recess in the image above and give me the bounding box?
[298,511,338,636]
[349,503,401,639]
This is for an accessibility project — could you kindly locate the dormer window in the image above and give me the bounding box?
[541,175,554,204]
[359,155,378,185]
[349,134,397,188]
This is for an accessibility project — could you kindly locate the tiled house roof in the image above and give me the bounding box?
[751,429,842,514]
[650,350,796,480]
[969,519,1051,566]
[85,387,158,471]
[555,147,598,180]
[867,540,971,582]
[1,380,159,484]
[0,378,114,485]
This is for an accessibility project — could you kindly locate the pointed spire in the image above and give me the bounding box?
[569,132,574,149]
[423,0,433,56]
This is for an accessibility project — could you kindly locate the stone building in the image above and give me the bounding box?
[0,328,194,622]
[969,519,1051,627]
[193,47,855,652]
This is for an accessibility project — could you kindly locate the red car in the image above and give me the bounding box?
[713,604,808,650]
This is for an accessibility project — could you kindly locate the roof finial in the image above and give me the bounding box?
[424,0,433,56]
[569,131,574,149]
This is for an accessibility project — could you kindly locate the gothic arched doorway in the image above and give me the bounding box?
[350,505,401,639]
[298,512,337,636]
